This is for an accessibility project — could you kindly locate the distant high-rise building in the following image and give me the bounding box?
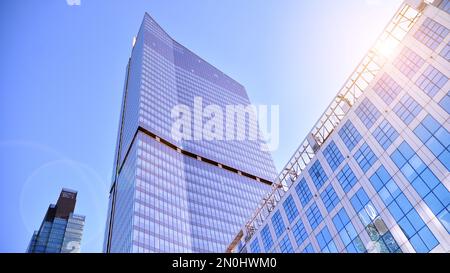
[104,13,277,252]
[228,0,449,253]
[27,189,85,253]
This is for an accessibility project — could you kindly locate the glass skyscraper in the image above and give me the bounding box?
[103,13,277,253]
[27,189,85,253]
[228,0,449,253]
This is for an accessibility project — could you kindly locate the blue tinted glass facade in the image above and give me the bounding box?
[308,161,328,190]
[320,184,340,212]
[372,119,399,150]
[354,143,378,173]
[416,65,449,98]
[283,195,299,223]
[295,179,313,207]
[439,91,450,114]
[393,94,422,125]
[271,211,286,238]
[373,73,402,104]
[336,164,357,193]
[27,189,85,253]
[355,98,381,129]
[393,46,425,78]
[316,227,338,253]
[230,3,449,254]
[306,203,323,230]
[323,141,344,171]
[339,120,362,151]
[414,115,450,171]
[391,142,450,233]
[292,219,308,247]
[414,17,449,50]
[370,166,439,252]
[105,13,276,253]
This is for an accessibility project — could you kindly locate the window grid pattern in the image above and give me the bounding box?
[308,161,328,190]
[323,141,345,171]
[354,143,378,173]
[414,114,450,171]
[283,195,300,223]
[316,227,338,253]
[370,166,439,252]
[271,211,286,238]
[337,164,358,193]
[339,120,362,151]
[292,219,308,247]
[414,17,449,50]
[373,73,402,104]
[355,98,381,129]
[279,235,294,253]
[320,184,340,212]
[333,208,366,253]
[250,238,261,253]
[437,0,450,13]
[440,42,450,61]
[350,188,402,253]
[391,141,450,233]
[439,91,450,114]
[302,244,315,253]
[393,47,425,78]
[295,179,313,207]
[372,119,399,150]
[415,65,449,98]
[306,203,323,231]
[261,225,274,252]
[393,94,422,125]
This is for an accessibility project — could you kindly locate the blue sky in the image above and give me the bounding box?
[0,0,402,252]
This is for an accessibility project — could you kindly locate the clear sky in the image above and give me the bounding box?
[0,0,402,252]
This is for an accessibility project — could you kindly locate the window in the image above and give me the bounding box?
[355,98,381,129]
[250,238,261,253]
[350,188,401,253]
[439,91,450,114]
[316,227,338,253]
[283,195,299,223]
[308,161,328,190]
[333,208,366,253]
[302,244,314,253]
[393,47,425,78]
[370,166,438,253]
[391,141,450,233]
[320,184,340,212]
[440,42,450,61]
[373,73,402,104]
[339,120,362,151]
[292,219,308,246]
[415,65,448,98]
[414,17,449,50]
[295,179,313,207]
[261,225,274,252]
[271,211,286,238]
[414,114,450,171]
[393,94,422,125]
[437,0,450,13]
[372,119,399,150]
[279,235,294,253]
[354,143,378,173]
[306,203,323,230]
[337,164,357,193]
[323,141,344,171]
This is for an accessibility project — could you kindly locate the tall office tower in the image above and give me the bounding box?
[103,13,277,253]
[27,189,85,253]
[228,0,450,253]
